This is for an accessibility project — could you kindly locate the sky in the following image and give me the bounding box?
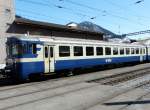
[15,0,150,40]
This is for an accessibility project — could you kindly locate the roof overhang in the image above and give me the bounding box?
[14,16,103,36]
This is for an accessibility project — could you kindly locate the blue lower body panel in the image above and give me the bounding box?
[148,55,150,61]
[14,56,147,79]
[16,61,44,79]
[55,56,144,71]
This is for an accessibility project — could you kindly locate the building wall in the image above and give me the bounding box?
[0,0,15,64]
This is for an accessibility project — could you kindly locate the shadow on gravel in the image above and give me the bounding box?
[0,78,19,87]
[104,100,150,105]
[0,63,139,87]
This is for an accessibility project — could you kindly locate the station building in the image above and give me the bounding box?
[0,0,103,65]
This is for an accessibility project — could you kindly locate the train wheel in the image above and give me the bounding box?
[28,74,42,82]
[64,71,74,77]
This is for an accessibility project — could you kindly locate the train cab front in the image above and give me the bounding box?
[5,37,26,80]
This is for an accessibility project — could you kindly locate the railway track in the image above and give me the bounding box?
[87,67,150,86]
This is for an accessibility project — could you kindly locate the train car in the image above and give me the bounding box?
[146,45,150,61]
[5,36,147,80]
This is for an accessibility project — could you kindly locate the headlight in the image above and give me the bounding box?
[6,58,14,65]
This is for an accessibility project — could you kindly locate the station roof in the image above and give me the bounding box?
[14,16,103,36]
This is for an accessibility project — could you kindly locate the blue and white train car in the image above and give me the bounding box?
[5,36,147,80]
[146,45,150,61]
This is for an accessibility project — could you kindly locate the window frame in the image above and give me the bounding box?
[73,46,83,56]
[50,47,54,58]
[32,44,37,54]
[120,47,124,55]
[135,48,139,54]
[59,46,70,57]
[131,48,135,54]
[45,46,48,58]
[143,48,146,54]
[126,48,130,55]
[113,47,118,55]
[96,47,103,56]
[86,46,94,56]
[105,47,111,55]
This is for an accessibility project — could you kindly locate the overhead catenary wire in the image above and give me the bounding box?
[0,0,148,27]
[18,0,143,25]
[18,0,95,20]
[103,0,150,20]
[135,0,144,4]
[17,0,150,32]
[17,0,126,30]
[58,0,148,26]
[17,8,120,31]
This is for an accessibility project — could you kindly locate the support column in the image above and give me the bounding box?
[0,0,15,64]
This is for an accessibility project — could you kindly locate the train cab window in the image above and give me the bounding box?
[126,48,130,55]
[86,47,94,56]
[96,47,103,55]
[59,46,70,57]
[131,48,135,54]
[74,46,83,56]
[45,47,48,58]
[18,44,27,55]
[105,47,111,55]
[29,44,37,54]
[7,44,27,56]
[120,48,124,55]
[136,48,139,54]
[113,47,118,55]
[32,44,37,54]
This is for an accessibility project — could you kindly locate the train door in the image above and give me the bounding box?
[49,46,54,72]
[44,45,54,73]
[146,46,148,61]
[140,48,143,62]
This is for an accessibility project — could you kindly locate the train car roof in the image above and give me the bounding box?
[9,36,145,47]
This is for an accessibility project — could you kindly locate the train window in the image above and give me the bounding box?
[50,47,53,58]
[96,47,103,55]
[86,47,94,56]
[74,46,83,56]
[17,44,27,55]
[113,47,118,55]
[7,44,27,56]
[136,48,139,54]
[143,48,146,54]
[45,47,48,58]
[59,46,70,57]
[131,48,134,54]
[126,48,130,55]
[140,48,142,54]
[105,47,111,55]
[120,48,124,55]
